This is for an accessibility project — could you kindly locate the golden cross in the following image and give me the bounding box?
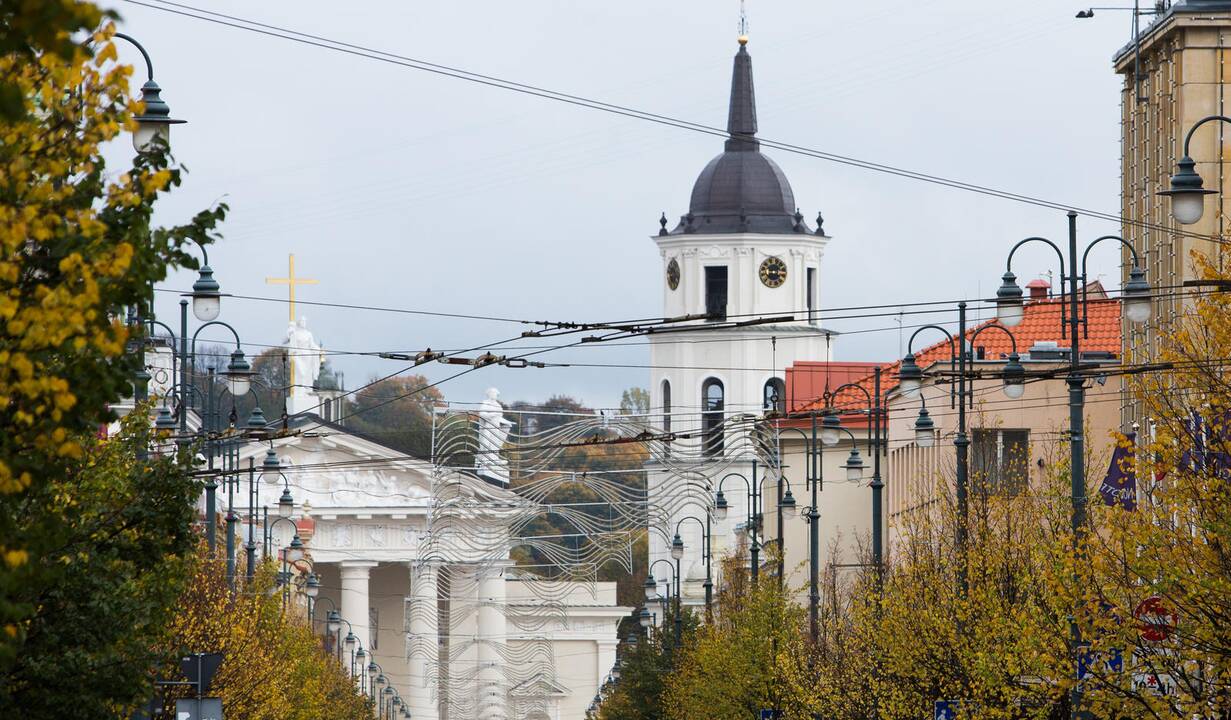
[266,253,319,324]
[267,254,319,392]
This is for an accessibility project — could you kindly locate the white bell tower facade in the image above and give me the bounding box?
[647,37,835,605]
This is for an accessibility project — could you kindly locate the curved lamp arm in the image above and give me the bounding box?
[1182,114,1231,157]
[825,381,880,452]
[113,32,154,82]
[906,324,957,408]
[715,471,751,497]
[675,515,709,557]
[191,320,243,356]
[967,323,1018,355]
[312,595,337,616]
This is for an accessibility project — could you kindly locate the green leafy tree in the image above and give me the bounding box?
[0,0,106,119]
[597,605,699,720]
[0,23,225,667]
[0,410,201,716]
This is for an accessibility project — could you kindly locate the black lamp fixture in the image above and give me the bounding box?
[780,487,798,516]
[285,534,305,562]
[995,271,1026,327]
[670,533,684,561]
[1160,155,1216,225]
[713,490,729,521]
[898,354,924,396]
[113,33,186,153]
[819,410,842,446]
[914,406,936,448]
[842,448,865,482]
[1002,352,1027,399]
[224,348,253,396]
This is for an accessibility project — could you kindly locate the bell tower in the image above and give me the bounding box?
[647,37,835,597]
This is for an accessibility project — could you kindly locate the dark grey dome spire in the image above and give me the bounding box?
[672,39,808,236]
[725,42,758,152]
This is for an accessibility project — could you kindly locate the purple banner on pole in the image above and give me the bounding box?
[1099,432,1137,511]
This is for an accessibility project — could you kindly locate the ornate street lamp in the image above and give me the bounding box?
[913,406,936,448]
[285,534,305,563]
[225,348,253,397]
[113,33,186,152]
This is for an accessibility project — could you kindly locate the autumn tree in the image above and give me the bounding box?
[0,411,201,716]
[1064,247,1231,718]
[620,387,650,417]
[0,20,225,670]
[159,553,371,720]
[346,374,442,458]
[661,554,807,720]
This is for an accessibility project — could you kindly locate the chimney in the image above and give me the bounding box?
[1026,278,1050,301]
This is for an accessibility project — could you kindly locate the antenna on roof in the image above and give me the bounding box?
[739,0,749,42]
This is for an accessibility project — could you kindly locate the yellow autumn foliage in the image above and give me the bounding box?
[160,553,372,720]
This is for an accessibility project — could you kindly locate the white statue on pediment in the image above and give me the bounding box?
[476,388,513,484]
[285,317,325,415]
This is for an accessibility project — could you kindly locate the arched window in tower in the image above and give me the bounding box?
[323,398,333,422]
[661,379,672,434]
[702,378,725,457]
[763,378,785,413]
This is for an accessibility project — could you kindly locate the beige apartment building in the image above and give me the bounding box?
[762,362,883,604]
[1117,0,1231,425]
[884,288,1125,548]
[760,286,1129,579]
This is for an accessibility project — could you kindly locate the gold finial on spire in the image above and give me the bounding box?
[738,0,749,44]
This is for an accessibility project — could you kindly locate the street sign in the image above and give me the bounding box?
[180,653,224,695]
[174,697,224,720]
[1077,646,1123,680]
[1132,671,1177,697]
[1134,596,1177,642]
[934,700,959,720]
[758,710,779,720]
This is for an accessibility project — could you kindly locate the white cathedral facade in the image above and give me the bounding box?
[647,38,836,602]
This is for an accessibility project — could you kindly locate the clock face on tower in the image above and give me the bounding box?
[759,256,787,288]
[666,258,680,290]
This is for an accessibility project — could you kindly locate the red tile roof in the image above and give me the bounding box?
[788,294,1123,415]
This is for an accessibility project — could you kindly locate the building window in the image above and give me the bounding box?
[661,379,672,434]
[704,266,728,320]
[702,378,724,456]
[323,398,333,422]
[806,268,817,324]
[763,378,785,413]
[972,429,1029,496]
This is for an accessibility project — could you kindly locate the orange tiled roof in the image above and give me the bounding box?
[789,293,1123,415]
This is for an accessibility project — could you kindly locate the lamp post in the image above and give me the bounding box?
[647,558,680,648]
[713,462,792,586]
[898,302,1026,595]
[780,413,867,644]
[992,213,1151,719]
[136,242,253,557]
[672,514,713,619]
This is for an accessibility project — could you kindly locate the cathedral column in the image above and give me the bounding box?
[340,561,377,669]
[408,562,440,720]
[476,562,509,720]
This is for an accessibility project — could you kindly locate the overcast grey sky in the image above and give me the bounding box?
[111,0,1134,409]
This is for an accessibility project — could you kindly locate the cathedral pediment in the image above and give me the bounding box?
[509,674,570,698]
[237,414,519,515]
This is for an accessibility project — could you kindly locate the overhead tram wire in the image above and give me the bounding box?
[213,359,1230,478]
[154,280,1218,352]
[123,0,1230,247]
